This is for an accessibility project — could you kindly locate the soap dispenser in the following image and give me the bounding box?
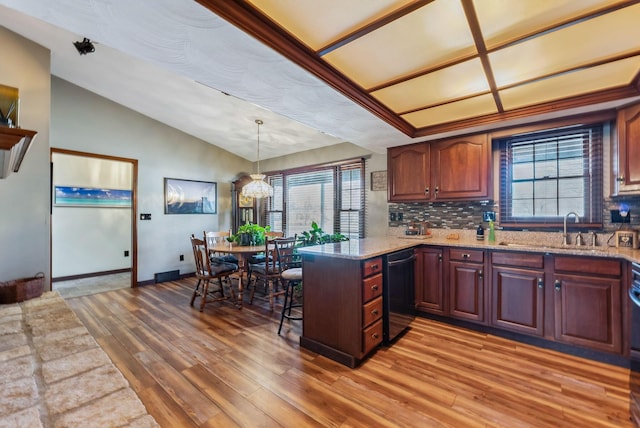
[488,220,496,243]
[476,224,484,241]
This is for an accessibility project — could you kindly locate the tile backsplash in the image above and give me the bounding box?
[389,196,640,232]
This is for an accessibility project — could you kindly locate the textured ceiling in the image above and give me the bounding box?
[1,0,639,162]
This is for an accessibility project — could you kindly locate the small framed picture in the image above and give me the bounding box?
[371,170,387,191]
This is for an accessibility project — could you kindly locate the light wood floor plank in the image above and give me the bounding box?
[65,279,632,427]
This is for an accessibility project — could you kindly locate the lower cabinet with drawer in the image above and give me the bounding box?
[448,248,487,324]
[300,254,383,368]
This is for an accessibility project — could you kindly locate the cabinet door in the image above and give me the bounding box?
[492,266,544,336]
[553,274,622,354]
[415,247,445,315]
[616,103,640,193]
[387,143,430,201]
[449,261,485,323]
[431,134,491,200]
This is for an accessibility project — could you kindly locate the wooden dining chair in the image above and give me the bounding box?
[246,230,283,283]
[205,230,239,264]
[274,236,302,334]
[247,235,284,311]
[189,233,238,312]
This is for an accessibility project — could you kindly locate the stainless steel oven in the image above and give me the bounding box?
[630,262,640,426]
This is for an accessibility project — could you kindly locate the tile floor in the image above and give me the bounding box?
[53,272,130,299]
[0,291,158,427]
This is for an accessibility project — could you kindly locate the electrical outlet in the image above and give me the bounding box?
[124,250,129,257]
[397,212,403,221]
[179,254,184,261]
[140,213,151,220]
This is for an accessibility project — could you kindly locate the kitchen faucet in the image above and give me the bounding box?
[563,211,580,245]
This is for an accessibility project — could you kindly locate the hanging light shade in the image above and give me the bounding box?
[242,119,273,199]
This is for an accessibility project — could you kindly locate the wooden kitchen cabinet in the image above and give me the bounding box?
[614,103,640,194]
[387,143,430,201]
[490,252,545,337]
[300,254,383,367]
[448,248,486,324]
[552,256,623,354]
[415,247,445,315]
[387,134,491,202]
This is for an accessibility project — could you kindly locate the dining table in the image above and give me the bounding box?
[209,242,264,307]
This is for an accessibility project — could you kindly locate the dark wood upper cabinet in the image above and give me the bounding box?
[387,134,492,202]
[387,143,430,201]
[614,103,640,194]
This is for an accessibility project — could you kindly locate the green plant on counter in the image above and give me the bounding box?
[298,221,348,246]
[230,222,270,246]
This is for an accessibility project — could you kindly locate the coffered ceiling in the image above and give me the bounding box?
[201,0,640,138]
[1,0,640,161]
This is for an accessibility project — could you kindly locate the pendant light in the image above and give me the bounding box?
[241,119,273,199]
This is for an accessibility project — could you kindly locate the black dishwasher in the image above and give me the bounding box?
[383,248,416,344]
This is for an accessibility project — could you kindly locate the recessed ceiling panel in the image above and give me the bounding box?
[490,3,640,87]
[402,94,498,128]
[475,0,624,49]
[500,56,640,110]
[247,0,414,51]
[323,1,476,89]
[372,58,490,113]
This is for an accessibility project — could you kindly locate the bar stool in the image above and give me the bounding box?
[274,237,302,334]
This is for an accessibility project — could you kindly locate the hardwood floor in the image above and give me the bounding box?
[65,278,632,427]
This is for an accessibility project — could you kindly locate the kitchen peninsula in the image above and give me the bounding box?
[298,235,640,368]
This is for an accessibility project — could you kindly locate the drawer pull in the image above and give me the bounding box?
[371,284,379,291]
[370,264,379,271]
[371,309,379,316]
[554,280,561,290]
[462,253,470,258]
[538,278,544,288]
[371,332,379,339]
[478,270,483,279]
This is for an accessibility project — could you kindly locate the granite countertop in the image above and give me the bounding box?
[297,235,640,263]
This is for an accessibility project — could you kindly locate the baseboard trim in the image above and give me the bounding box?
[52,268,131,283]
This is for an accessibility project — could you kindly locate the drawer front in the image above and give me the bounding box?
[362,319,383,355]
[362,274,383,302]
[554,256,621,277]
[491,251,544,269]
[449,248,484,263]
[363,257,383,278]
[362,296,383,327]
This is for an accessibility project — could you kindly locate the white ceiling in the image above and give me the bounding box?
[0,0,637,161]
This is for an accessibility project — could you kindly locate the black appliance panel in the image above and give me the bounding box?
[383,248,416,344]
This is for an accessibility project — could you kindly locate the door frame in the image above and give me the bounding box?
[50,148,139,288]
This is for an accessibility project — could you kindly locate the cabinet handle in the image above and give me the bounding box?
[370,264,379,271]
[371,284,379,291]
[537,278,543,289]
[371,309,379,316]
[478,270,483,279]
[372,332,379,339]
[462,253,470,258]
[617,176,625,183]
[438,254,442,262]
[434,186,439,193]
[554,280,561,290]
[425,187,429,194]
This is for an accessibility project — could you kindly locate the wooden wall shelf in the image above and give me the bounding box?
[0,126,38,178]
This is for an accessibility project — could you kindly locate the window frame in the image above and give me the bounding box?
[263,158,365,239]
[498,122,605,231]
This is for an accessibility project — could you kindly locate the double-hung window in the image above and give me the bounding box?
[264,159,364,239]
[499,123,604,229]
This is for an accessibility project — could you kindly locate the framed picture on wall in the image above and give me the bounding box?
[164,178,217,214]
[54,186,132,207]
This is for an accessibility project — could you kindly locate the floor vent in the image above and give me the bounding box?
[154,270,180,283]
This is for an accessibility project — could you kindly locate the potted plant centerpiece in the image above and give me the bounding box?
[230,222,270,246]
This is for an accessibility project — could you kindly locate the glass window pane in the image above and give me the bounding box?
[512,199,533,217]
[534,160,557,178]
[534,181,557,199]
[558,178,584,198]
[534,198,557,216]
[512,182,532,199]
[558,157,583,177]
[512,163,533,180]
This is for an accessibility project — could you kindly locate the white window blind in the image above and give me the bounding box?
[265,159,364,238]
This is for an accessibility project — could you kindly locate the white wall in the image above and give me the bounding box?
[51,77,252,282]
[0,27,51,284]
[51,153,132,277]
[260,142,390,237]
